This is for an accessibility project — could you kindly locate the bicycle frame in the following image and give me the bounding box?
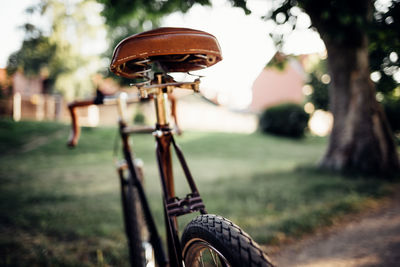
[122,83,207,266]
[69,74,207,267]
[67,27,274,267]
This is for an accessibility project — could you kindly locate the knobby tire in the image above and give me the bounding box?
[181,214,274,267]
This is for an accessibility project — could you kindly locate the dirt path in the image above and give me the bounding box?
[269,191,400,267]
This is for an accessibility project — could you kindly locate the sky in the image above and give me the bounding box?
[0,0,35,68]
[162,0,325,108]
[0,0,325,109]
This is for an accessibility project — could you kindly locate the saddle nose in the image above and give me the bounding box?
[110,27,223,78]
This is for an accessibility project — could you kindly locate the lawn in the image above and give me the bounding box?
[0,119,397,266]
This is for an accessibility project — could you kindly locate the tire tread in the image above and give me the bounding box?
[182,214,274,267]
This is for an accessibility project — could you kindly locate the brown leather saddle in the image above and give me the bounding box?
[110,27,222,78]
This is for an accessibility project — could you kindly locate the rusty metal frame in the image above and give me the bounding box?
[120,73,207,267]
[67,73,207,267]
[154,126,207,267]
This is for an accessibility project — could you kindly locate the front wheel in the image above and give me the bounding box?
[181,214,274,267]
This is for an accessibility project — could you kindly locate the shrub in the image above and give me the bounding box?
[133,112,145,125]
[259,103,310,138]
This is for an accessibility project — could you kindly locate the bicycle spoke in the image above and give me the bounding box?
[209,248,219,267]
[193,247,226,267]
[200,252,204,267]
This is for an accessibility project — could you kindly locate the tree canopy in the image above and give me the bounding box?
[7,31,57,77]
[7,0,106,100]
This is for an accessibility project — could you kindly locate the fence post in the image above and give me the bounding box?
[13,93,21,121]
[36,94,45,121]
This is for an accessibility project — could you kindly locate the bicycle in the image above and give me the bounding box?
[67,27,273,267]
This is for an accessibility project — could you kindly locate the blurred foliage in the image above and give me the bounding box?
[267,0,372,47]
[307,59,329,111]
[7,0,106,100]
[231,0,400,100]
[259,103,310,138]
[133,112,146,125]
[369,1,400,94]
[382,93,400,133]
[304,57,329,111]
[306,57,400,134]
[97,0,210,27]
[6,33,56,77]
[306,72,329,111]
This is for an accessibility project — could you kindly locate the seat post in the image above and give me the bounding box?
[154,74,169,127]
[153,73,175,199]
[151,74,182,266]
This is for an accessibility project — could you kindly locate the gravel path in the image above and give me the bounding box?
[270,191,400,267]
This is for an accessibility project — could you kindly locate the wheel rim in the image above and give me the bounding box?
[183,238,230,267]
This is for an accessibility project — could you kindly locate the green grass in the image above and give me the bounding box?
[0,119,397,266]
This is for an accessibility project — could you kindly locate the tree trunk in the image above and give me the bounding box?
[320,37,399,175]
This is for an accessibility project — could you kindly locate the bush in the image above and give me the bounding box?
[133,112,145,125]
[259,103,309,138]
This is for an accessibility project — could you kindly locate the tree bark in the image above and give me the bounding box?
[320,37,399,175]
